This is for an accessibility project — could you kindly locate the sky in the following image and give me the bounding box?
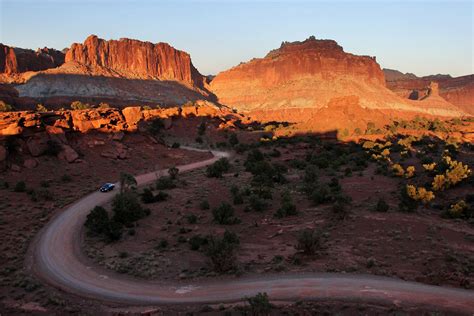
[0,0,472,77]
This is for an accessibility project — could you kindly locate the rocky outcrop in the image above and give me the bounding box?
[0,102,234,136]
[65,35,204,88]
[0,44,64,74]
[384,69,474,115]
[211,36,390,111]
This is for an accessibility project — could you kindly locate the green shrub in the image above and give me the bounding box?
[375,198,389,212]
[308,185,331,205]
[186,214,198,224]
[199,200,210,210]
[198,122,206,136]
[206,158,231,178]
[70,101,90,110]
[155,176,176,190]
[85,206,122,242]
[189,234,208,250]
[168,166,179,179]
[112,192,149,225]
[148,118,164,135]
[171,142,180,148]
[332,200,349,220]
[229,133,239,146]
[14,181,26,192]
[205,231,240,272]
[212,202,240,225]
[0,100,14,112]
[36,104,48,112]
[296,229,323,255]
[274,191,297,218]
[247,195,268,212]
[246,292,272,315]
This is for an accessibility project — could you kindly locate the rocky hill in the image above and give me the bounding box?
[0,36,212,109]
[0,44,64,75]
[384,69,474,115]
[210,36,466,130]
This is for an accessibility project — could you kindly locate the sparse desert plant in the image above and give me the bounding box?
[155,176,176,190]
[423,162,437,171]
[448,200,468,218]
[189,234,208,250]
[246,292,272,315]
[70,101,90,110]
[197,122,206,136]
[432,156,471,191]
[119,172,137,193]
[229,133,239,146]
[246,194,268,212]
[274,191,297,218]
[212,202,240,225]
[199,199,210,210]
[112,192,149,225]
[168,166,179,179]
[405,166,415,178]
[186,214,198,224]
[0,100,14,112]
[171,142,180,148]
[308,185,331,205]
[13,181,26,192]
[85,206,110,235]
[392,164,405,177]
[295,228,323,256]
[206,158,230,178]
[406,184,435,204]
[205,230,240,272]
[148,118,165,135]
[36,104,48,112]
[374,198,389,212]
[332,200,349,220]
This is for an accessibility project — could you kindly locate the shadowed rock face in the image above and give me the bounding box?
[65,35,205,89]
[210,36,388,111]
[384,69,474,115]
[0,44,65,74]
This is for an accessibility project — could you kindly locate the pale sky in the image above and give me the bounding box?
[1,0,472,77]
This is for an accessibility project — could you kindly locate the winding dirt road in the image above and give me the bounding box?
[30,148,474,313]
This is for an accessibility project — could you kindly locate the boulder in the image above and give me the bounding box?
[26,134,49,156]
[0,145,6,162]
[58,145,79,163]
[122,107,142,131]
[24,158,38,169]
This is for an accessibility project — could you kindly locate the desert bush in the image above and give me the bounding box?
[98,102,110,109]
[45,140,62,156]
[197,122,206,136]
[61,174,72,182]
[406,185,435,203]
[447,200,468,219]
[168,166,179,179]
[199,200,210,210]
[295,229,323,256]
[246,292,272,315]
[36,104,48,112]
[405,166,415,178]
[308,184,331,205]
[423,162,437,171]
[148,118,165,135]
[112,192,149,225]
[303,165,319,183]
[274,191,297,218]
[229,133,239,146]
[212,202,240,225]
[85,206,110,235]
[171,142,180,148]
[119,172,137,193]
[205,230,240,272]
[186,214,198,224]
[155,176,176,190]
[70,101,90,110]
[206,158,230,178]
[189,234,208,250]
[332,200,349,220]
[432,156,471,191]
[141,188,169,204]
[246,194,268,213]
[0,100,14,112]
[374,198,389,212]
[13,181,26,192]
[230,185,244,205]
[392,164,405,177]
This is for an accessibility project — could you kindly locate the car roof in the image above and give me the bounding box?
[103,183,114,186]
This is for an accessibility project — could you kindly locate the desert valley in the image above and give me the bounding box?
[0,2,473,314]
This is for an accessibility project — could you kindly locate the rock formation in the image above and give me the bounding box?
[384,69,474,115]
[64,35,204,88]
[210,36,466,126]
[0,44,64,74]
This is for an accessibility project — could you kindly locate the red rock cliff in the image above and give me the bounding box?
[0,44,64,74]
[210,36,388,111]
[65,35,204,89]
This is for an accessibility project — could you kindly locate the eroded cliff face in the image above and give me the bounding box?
[210,36,390,111]
[65,35,204,89]
[384,69,474,115]
[0,44,64,74]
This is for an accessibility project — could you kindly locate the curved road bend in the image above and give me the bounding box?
[30,148,474,313]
